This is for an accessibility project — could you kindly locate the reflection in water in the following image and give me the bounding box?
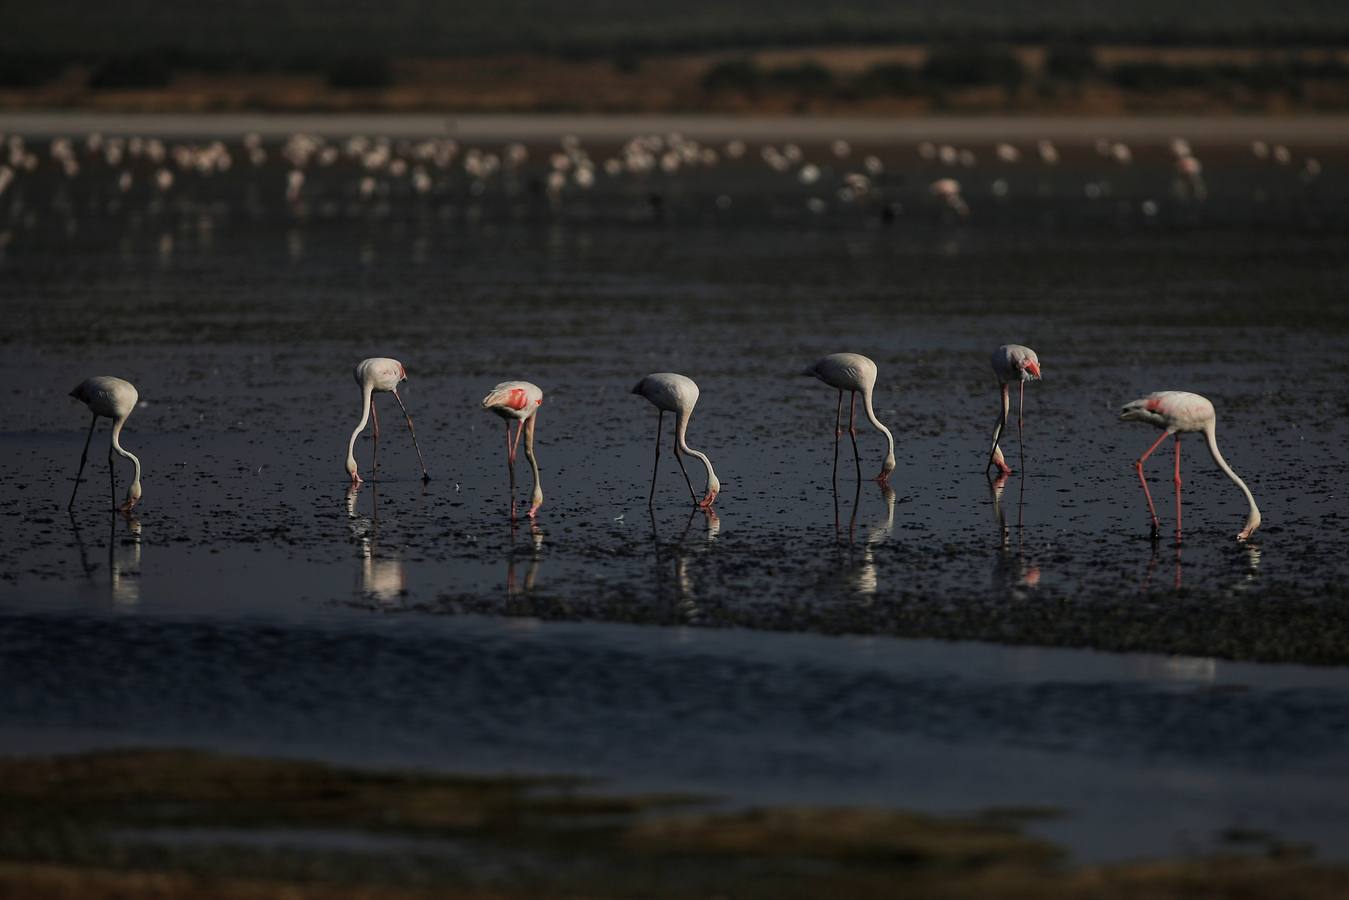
[651,508,719,622]
[832,481,896,597]
[1141,538,1182,593]
[990,473,1041,598]
[1142,537,1262,596]
[346,483,406,608]
[507,520,544,597]
[69,510,142,606]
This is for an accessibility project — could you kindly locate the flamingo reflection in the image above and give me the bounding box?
[650,507,719,623]
[506,519,544,597]
[989,472,1040,597]
[69,509,142,605]
[346,482,406,607]
[833,480,896,597]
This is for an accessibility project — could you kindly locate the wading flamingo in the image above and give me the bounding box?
[69,376,142,512]
[1120,391,1260,543]
[345,358,429,485]
[987,344,1041,476]
[632,373,719,508]
[802,353,895,483]
[481,381,544,519]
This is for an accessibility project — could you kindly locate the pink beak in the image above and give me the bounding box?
[1024,359,1041,379]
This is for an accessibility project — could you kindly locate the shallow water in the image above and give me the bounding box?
[1,119,1348,862]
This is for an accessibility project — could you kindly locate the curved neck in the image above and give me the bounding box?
[523,415,542,504]
[111,415,141,486]
[347,384,374,468]
[1203,422,1260,536]
[676,410,718,488]
[862,385,895,461]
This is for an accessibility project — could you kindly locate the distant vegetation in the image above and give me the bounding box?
[701,46,1349,103]
[4,0,1349,62]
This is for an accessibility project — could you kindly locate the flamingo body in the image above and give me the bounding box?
[69,375,142,511]
[988,344,1041,475]
[345,357,429,484]
[991,344,1041,384]
[632,373,720,508]
[1120,391,1261,541]
[482,380,544,518]
[802,353,896,482]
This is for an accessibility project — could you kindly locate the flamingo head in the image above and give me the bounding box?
[699,473,720,509]
[346,454,361,483]
[399,363,408,382]
[879,452,896,482]
[119,479,142,512]
[1022,358,1041,380]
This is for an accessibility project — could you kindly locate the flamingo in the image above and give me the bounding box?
[801,353,895,483]
[345,358,429,485]
[68,376,142,512]
[481,381,544,519]
[1120,391,1261,543]
[987,344,1042,476]
[632,373,719,508]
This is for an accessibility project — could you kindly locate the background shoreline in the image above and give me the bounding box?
[6,111,1349,140]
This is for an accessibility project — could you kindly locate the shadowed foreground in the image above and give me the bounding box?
[0,749,1343,899]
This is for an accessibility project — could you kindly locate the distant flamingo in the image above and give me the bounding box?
[802,353,895,483]
[987,344,1041,476]
[481,381,544,519]
[345,358,429,485]
[1120,391,1261,542]
[632,373,719,508]
[68,376,142,512]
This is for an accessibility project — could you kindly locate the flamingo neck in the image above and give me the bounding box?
[676,410,720,493]
[862,385,896,470]
[523,415,543,507]
[347,383,374,474]
[111,415,142,499]
[1203,422,1261,539]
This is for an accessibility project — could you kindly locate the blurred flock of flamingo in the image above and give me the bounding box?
[0,127,1331,242]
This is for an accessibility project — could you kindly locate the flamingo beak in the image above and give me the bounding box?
[1024,359,1041,379]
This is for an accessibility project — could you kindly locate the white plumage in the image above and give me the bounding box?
[481,380,545,518]
[68,375,142,512]
[345,357,429,484]
[1120,391,1261,541]
[632,373,720,508]
[802,353,896,482]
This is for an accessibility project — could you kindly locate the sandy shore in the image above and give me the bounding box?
[5,111,1349,141]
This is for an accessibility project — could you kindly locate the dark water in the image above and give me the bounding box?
[1,121,1348,862]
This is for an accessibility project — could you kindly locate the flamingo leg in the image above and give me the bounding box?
[648,410,663,507]
[68,414,97,510]
[505,420,516,520]
[392,389,430,482]
[848,391,862,481]
[370,397,380,478]
[832,391,842,482]
[673,427,698,505]
[1133,430,1171,540]
[987,383,1011,475]
[1173,435,1182,546]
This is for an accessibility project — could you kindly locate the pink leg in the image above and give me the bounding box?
[504,421,517,521]
[1133,430,1170,539]
[1173,435,1182,546]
